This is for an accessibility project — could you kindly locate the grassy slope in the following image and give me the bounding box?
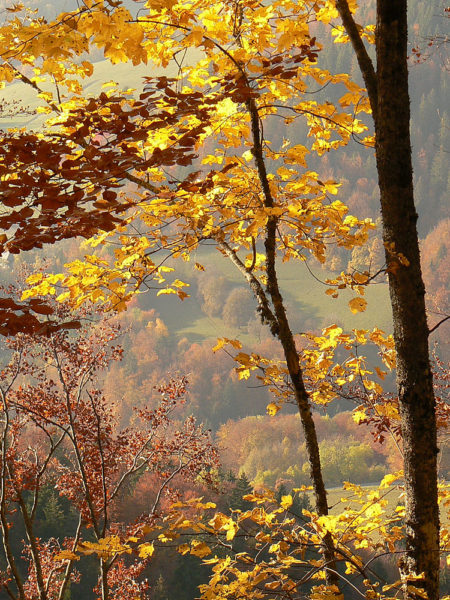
[174,249,391,345]
[0,57,178,129]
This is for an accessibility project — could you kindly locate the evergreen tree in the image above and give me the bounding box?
[226,473,253,513]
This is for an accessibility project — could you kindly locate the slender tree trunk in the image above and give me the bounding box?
[336,2,440,598]
[16,491,47,600]
[220,95,341,587]
[375,3,439,598]
[219,87,341,584]
[264,216,339,585]
[101,559,109,600]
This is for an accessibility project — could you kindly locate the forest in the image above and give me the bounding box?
[0,0,448,599]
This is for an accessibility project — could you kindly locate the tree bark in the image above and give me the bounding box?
[336,1,440,598]
[375,3,439,598]
[264,216,339,585]
[232,95,341,588]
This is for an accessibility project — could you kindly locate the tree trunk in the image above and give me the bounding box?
[242,94,340,587]
[375,3,439,598]
[336,2,440,598]
[264,216,339,586]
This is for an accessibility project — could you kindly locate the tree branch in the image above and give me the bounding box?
[216,239,278,335]
[428,315,450,335]
[57,515,82,600]
[335,0,378,117]
[0,390,25,600]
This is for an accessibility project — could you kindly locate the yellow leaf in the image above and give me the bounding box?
[267,402,281,416]
[101,80,119,89]
[26,273,44,285]
[265,581,281,590]
[138,543,155,559]
[237,368,251,380]
[172,279,189,288]
[177,544,190,555]
[284,144,309,167]
[375,402,400,419]
[190,541,211,558]
[55,550,80,562]
[348,297,367,313]
[323,180,340,195]
[280,494,293,510]
[203,556,221,566]
[382,580,404,593]
[225,520,238,541]
[322,324,342,338]
[212,338,242,352]
[380,472,403,489]
[352,409,367,424]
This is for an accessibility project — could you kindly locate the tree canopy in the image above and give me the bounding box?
[0,0,448,599]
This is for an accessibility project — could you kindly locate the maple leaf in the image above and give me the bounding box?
[348,297,367,314]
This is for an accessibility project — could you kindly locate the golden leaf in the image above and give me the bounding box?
[55,550,80,562]
[190,541,212,558]
[348,297,367,314]
[267,402,281,416]
[280,494,293,510]
[138,543,155,559]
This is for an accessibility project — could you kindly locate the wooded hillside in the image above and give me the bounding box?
[0,1,448,599]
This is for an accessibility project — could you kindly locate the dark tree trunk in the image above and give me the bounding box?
[336,1,440,598]
[375,3,439,598]
[264,217,339,587]
[220,95,341,588]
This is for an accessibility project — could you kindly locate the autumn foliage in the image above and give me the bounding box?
[0,0,448,599]
[0,297,218,599]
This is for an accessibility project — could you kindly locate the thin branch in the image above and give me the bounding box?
[30,428,67,522]
[51,342,101,539]
[216,239,278,335]
[87,390,109,537]
[13,486,47,600]
[150,460,186,515]
[248,237,257,272]
[57,514,83,600]
[429,315,450,335]
[0,390,25,600]
[108,429,160,503]
[335,0,378,117]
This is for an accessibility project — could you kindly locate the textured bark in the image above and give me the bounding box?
[335,0,378,117]
[246,94,331,519]
[375,3,439,598]
[336,1,440,598]
[263,218,339,585]
[242,96,340,587]
[264,217,329,519]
